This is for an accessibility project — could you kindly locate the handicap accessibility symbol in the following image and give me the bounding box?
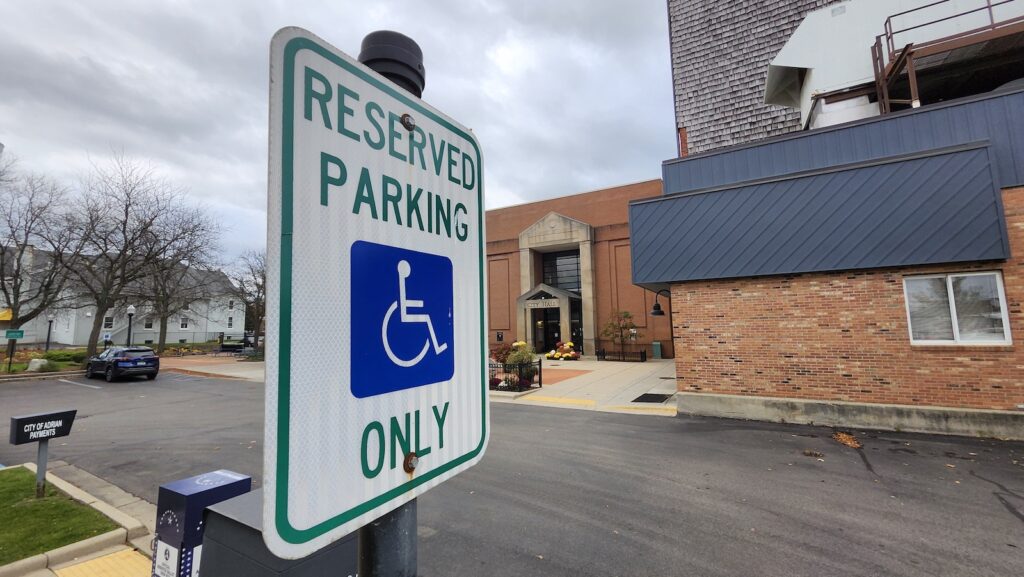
[382,260,449,368]
[351,241,455,398]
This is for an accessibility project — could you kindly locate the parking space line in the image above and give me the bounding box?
[58,378,102,390]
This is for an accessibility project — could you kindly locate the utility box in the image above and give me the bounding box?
[200,489,358,576]
[652,341,663,360]
[153,470,252,577]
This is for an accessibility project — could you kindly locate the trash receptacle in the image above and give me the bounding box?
[652,341,663,359]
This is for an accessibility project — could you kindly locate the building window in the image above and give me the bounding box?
[144,339,153,345]
[542,250,581,293]
[183,303,191,312]
[903,272,1011,345]
[144,318,153,329]
[103,316,114,329]
[227,316,233,328]
[181,317,190,329]
[228,300,234,310]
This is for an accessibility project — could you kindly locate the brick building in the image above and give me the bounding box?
[486,180,674,358]
[633,0,1024,437]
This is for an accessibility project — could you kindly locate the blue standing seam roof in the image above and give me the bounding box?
[630,143,1008,286]
[661,89,1024,195]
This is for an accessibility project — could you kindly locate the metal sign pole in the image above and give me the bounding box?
[353,32,424,577]
[35,438,48,498]
[358,499,417,577]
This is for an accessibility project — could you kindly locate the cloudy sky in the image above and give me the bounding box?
[0,0,676,259]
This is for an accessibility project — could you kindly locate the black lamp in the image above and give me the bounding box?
[650,289,670,316]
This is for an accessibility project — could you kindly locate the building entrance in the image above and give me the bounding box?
[531,307,561,352]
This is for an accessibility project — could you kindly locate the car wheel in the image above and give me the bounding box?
[146,373,157,381]
[85,364,93,379]
[105,367,115,383]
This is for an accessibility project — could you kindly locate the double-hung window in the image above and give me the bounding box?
[903,272,1011,345]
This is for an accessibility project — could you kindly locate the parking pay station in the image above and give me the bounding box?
[153,470,251,577]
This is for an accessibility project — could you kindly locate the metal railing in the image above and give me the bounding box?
[882,0,1021,59]
[488,359,543,392]
[595,347,647,363]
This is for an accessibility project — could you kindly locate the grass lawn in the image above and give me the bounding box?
[0,467,118,565]
[0,360,80,375]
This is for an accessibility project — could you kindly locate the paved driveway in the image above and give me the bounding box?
[1,374,1022,576]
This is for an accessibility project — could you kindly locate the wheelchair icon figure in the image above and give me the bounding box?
[382,260,449,368]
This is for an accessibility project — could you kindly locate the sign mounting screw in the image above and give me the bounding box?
[400,113,416,132]
[403,452,419,473]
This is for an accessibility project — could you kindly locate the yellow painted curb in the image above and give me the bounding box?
[520,396,597,407]
[605,405,677,415]
[55,549,151,577]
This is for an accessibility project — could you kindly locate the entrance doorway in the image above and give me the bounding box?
[531,307,561,352]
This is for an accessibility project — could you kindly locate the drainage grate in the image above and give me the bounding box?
[632,393,672,403]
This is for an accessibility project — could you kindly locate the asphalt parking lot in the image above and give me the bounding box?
[1,374,1022,576]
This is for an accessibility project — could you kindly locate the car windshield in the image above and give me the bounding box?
[124,349,155,359]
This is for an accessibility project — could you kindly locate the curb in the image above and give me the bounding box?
[22,463,147,539]
[488,388,542,400]
[0,370,86,384]
[166,367,250,380]
[0,464,151,574]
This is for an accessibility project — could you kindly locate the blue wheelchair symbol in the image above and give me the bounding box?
[351,241,454,398]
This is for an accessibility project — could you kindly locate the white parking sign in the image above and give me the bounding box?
[264,28,488,559]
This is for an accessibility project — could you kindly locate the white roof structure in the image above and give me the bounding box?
[765,0,1024,125]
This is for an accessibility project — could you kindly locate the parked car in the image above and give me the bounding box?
[85,347,160,382]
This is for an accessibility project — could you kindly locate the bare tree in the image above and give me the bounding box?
[0,167,83,362]
[68,154,219,355]
[229,250,265,350]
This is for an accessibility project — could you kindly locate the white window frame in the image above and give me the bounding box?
[103,316,114,329]
[903,271,1012,346]
[227,316,234,328]
[180,317,190,330]
[143,318,153,330]
[228,300,234,310]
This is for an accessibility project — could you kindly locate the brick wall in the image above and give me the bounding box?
[667,0,843,154]
[670,187,1024,411]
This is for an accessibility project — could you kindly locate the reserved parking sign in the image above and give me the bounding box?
[264,27,488,559]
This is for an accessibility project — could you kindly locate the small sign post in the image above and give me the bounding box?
[5,329,23,374]
[9,409,77,497]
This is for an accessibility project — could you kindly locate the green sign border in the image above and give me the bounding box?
[275,36,487,544]
[5,330,23,339]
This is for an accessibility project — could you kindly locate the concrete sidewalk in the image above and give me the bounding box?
[494,358,678,416]
[160,355,264,381]
[161,355,680,416]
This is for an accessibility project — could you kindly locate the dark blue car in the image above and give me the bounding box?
[85,347,160,382]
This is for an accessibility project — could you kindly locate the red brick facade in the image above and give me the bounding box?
[671,186,1024,411]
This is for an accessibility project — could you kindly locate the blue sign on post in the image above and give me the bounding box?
[351,241,455,398]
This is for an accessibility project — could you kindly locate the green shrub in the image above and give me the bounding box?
[505,344,537,381]
[42,350,88,363]
[506,345,535,365]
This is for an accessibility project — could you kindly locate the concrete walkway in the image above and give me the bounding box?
[160,355,680,416]
[494,358,678,416]
[160,355,264,381]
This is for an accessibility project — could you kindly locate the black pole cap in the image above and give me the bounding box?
[358,30,426,98]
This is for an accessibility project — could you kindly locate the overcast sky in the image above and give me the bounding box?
[0,0,676,259]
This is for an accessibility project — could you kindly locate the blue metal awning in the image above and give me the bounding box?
[630,143,1009,287]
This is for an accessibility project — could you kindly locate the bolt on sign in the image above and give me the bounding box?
[264,27,488,559]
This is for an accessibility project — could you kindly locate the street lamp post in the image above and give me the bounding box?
[45,315,54,352]
[126,305,136,347]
